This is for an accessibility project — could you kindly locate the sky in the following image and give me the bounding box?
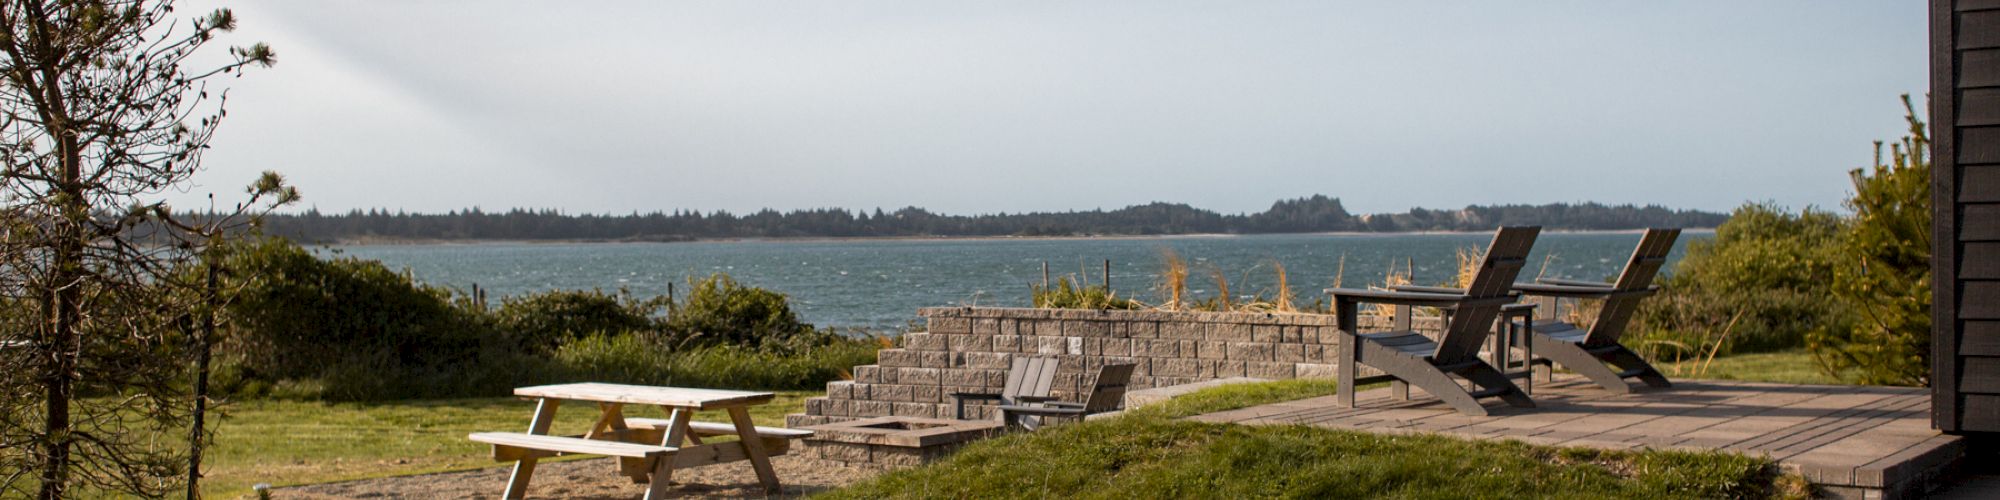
[175,1,1928,216]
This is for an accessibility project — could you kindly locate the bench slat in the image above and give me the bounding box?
[623,418,814,438]
[468,432,674,458]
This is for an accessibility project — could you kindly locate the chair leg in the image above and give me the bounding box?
[1336,332,1359,408]
[1531,334,1634,394]
[1602,346,1672,389]
[1457,363,1534,409]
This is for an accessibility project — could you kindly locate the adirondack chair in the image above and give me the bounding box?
[996,362,1136,430]
[1327,226,1541,416]
[949,355,1059,420]
[1512,228,1680,394]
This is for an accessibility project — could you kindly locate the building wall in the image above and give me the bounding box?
[1934,0,2000,432]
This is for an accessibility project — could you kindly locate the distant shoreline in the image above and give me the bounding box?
[324,228,1714,246]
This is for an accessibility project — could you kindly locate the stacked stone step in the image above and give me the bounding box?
[787,307,1437,428]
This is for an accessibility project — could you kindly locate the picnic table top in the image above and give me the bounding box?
[514,382,775,409]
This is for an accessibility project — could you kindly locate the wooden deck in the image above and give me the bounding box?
[1188,376,1963,499]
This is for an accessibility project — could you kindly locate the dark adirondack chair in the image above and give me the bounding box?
[997,362,1136,429]
[1512,228,1680,393]
[1327,226,1541,416]
[950,355,1059,420]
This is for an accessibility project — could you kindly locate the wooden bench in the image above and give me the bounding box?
[622,418,815,439]
[470,432,676,461]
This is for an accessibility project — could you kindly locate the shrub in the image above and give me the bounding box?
[1808,96,1933,386]
[1631,204,1850,357]
[215,237,491,384]
[664,273,825,350]
[494,289,660,352]
[1034,276,1142,310]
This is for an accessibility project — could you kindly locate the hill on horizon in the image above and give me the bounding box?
[254,195,1728,243]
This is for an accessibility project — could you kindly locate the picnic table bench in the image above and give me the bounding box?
[468,382,812,499]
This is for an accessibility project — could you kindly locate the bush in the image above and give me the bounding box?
[494,289,660,353]
[211,238,876,400]
[1808,96,1933,386]
[1033,276,1142,310]
[215,237,493,384]
[664,273,828,350]
[1631,204,1850,357]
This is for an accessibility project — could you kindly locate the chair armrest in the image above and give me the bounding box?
[997,404,1085,418]
[1513,283,1658,299]
[1014,395,1059,403]
[1511,283,1618,298]
[1043,402,1085,409]
[1324,287,1465,307]
[1388,285,1467,294]
[1536,277,1614,288]
[1326,287,1516,308]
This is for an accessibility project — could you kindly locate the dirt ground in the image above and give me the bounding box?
[277,455,878,499]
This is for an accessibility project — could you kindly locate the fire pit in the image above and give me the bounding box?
[798,416,1004,469]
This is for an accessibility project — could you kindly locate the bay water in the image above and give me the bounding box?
[332,231,1702,332]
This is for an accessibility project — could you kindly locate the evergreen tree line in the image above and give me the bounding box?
[252,195,1728,243]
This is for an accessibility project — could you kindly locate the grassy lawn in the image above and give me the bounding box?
[824,407,1809,499]
[196,391,813,498]
[1655,349,1846,385]
[190,349,1837,498]
[823,350,1833,499]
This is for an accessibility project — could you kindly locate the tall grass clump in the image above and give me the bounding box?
[1156,248,1190,311]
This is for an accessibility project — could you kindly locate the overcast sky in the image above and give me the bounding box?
[176,1,1926,216]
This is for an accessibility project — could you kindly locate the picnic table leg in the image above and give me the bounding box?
[504,398,559,500]
[586,402,628,440]
[728,406,782,494]
[642,407,693,500]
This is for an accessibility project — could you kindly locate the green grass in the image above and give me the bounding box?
[821,350,1836,500]
[823,410,1808,499]
[187,350,1834,498]
[194,391,813,498]
[1653,349,1845,385]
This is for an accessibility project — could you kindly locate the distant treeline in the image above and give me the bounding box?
[254,195,1727,243]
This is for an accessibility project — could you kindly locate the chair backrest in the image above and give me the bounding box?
[1584,228,1681,344]
[1079,363,1137,414]
[1432,226,1541,362]
[1001,356,1059,403]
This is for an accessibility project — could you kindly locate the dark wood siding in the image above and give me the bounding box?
[1939,0,2000,432]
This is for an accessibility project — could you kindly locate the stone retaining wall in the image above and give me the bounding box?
[786,307,1438,427]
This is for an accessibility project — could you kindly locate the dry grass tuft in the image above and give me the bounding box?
[1157,248,1190,311]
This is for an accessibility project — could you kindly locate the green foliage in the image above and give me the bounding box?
[1632,204,1850,357]
[493,289,659,353]
[552,334,879,390]
[212,238,875,401]
[216,237,492,386]
[1808,96,1933,386]
[1033,276,1142,310]
[664,273,829,350]
[823,411,1801,500]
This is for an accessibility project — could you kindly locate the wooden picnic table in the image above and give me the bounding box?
[469,382,809,499]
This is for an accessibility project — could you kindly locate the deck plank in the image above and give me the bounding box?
[1190,375,1962,498]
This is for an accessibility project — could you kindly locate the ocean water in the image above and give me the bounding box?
[331,231,1702,332]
